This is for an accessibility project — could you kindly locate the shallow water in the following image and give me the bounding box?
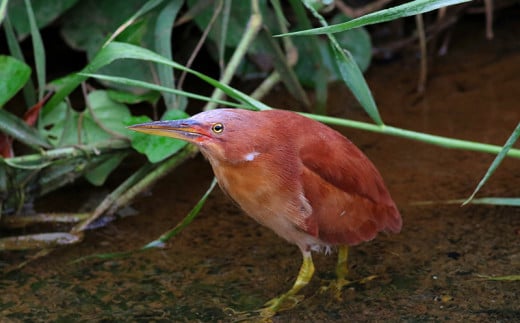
[1,14,520,322]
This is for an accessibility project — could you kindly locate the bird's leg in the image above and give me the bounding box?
[335,245,350,287]
[321,246,377,299]
[319,245,351,299]
[260,251,315,317]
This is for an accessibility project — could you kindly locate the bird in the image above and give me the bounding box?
[129,108,402,318]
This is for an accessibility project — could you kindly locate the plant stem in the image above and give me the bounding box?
[303,113,520,159]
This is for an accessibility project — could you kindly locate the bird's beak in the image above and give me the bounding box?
[128,119,207,142]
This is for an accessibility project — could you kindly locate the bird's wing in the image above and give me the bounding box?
[298,132,401,245]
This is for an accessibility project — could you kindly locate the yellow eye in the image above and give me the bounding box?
[212,123,224,133]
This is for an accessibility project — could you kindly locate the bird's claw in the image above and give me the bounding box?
[263,293,304,310]
[320,275,378,300]
[224,304,284,323]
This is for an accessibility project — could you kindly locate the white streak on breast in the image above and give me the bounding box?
[244,151,260,161]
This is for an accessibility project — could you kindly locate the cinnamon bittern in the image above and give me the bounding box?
[130,109,402,317]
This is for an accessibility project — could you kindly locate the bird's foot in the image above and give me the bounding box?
[223,294,303,322]
[263,293,304,313]
[224,307,271,323]
[320,275,377,300]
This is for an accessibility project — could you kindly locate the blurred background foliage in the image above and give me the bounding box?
[0,0,518,255]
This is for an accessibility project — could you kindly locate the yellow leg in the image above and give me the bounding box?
[321,246,377,299]
[260,251,315,318]
[334,245,350,288]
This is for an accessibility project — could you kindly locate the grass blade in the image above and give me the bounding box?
[4,14,36,106]
[0,0,7,26]
[24,0,46,100]
[302,1,383,125]
[463,122,520,205]
[413,197,520,207]
[154,0,183,110]
[80,73,246,109]
[72,177,218,262]
[103,0,166,46]
[143,177,218,249]
[45,42,272,114]
[476,274,520,281]
[278,0,472,37]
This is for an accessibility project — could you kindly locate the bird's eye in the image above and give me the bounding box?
[212,123,224,133]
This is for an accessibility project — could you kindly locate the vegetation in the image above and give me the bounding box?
[0,0,518,263]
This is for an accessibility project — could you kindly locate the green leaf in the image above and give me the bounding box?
[0,55,31,107]
[302,2,383,125]
[40,90,131,147]
[55,41,271,112]
[61,0,149,54]
[126,109,189,163]
[84,152,128,186]
[24,0,46,100]
[0,108,51,149]
[278,0,472,37]
[7,0,79,39]
[0,0,7,26]
[293,14,372,87]
[3,15,36,106]
[464,123,520,205]
[60,0,155,94]
[154,0,184,110]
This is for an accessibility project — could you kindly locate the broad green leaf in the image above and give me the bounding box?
[86,90,132,137]
[464,122,520,205]
[126,109,189,163]
[84,152,128,186]
[279,0,472,37]
[61,0,149,54]
[40,90,131,147]
[0,55,31,107]
[0,108,51,149]
[7,0,79,39]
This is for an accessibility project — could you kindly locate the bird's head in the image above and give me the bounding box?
[129,109,268,164]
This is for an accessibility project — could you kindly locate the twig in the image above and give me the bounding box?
[415,14,427,94]
[178,0,224,90]
[484,0,493,39]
